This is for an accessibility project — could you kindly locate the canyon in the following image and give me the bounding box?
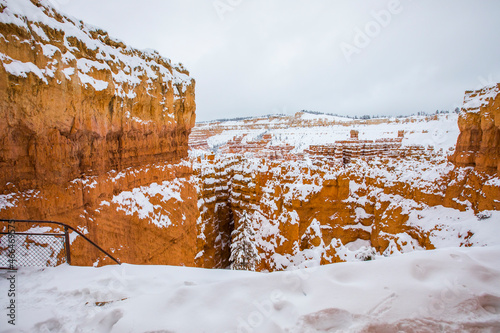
[1,0,499,272]
[192,109,500,271]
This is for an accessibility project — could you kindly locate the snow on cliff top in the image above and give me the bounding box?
[297,111,354,122]
[0,0,192,96]
[2,245,499,332]
[462,84,500,113]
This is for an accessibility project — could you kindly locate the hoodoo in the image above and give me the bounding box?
[2,2,499,332]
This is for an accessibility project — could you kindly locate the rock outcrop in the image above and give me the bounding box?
[451,84,500,172]
[0,0,198,266]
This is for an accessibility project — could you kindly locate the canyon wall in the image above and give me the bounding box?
[193,155,239,268]
[0,0,198,266]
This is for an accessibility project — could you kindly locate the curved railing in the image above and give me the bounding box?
[0,219,121,269]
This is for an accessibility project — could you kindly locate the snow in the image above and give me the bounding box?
[108,179,185,228]
[78,72,109,91]
[131,116,152,125]
[298,111,353,122]
[401,115,459,151]
[40,44,58,57]
[30,23,50,41]
[345,238,372,251]
[485,177,500,187]
[407,206,500,248]
[0,54,48,83]
[0,190,42,213]
[2,246,499,332]
[0,193,18,211]
[206,131,246,150]
[77,58,110,73]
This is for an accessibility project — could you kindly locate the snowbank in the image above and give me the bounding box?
[2,246,499,332]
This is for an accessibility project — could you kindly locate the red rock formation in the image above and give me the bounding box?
[306,138,403,164]
[2,1,497,271]
[0,0,198,266]
[451,84,500,172]
[1,161,199,266]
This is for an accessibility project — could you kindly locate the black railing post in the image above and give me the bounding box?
[64,225,72,265]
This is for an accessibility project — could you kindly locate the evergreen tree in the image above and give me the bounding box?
[229,211,260,271]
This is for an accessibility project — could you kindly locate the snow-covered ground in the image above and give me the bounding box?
[2,246,500,332]
[196,113,460,154]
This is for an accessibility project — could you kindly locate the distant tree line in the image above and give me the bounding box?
[301,109,456,119]
[197,114,288,124]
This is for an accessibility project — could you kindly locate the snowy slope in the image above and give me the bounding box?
[298,112,353,122]
[1,246,500,332]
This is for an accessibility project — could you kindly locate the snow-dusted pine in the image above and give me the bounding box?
[229,211,261,271]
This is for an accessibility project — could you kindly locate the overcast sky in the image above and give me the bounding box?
[56,0,500,121]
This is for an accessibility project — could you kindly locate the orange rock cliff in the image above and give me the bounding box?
[0,0,198,266]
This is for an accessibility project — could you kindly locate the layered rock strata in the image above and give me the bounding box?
[0,0,195,190]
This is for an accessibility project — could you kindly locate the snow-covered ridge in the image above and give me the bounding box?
[0,0,193,99]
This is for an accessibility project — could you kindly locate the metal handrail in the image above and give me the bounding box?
[0,219,121,266]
